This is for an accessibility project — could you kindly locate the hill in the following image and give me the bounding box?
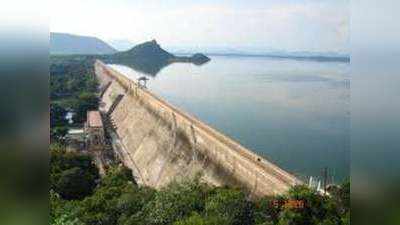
[173,53,210,65]
[105,40,210,75]
[50,32,117,55]
[112,39,175,63]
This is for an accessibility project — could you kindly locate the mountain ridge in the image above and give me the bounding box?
[50,32,117,55]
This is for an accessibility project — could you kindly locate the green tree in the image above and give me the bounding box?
[116,186,156,225]
[142,180,207,225]
[50,103,68,128]
[205,187,253,225]
[75,166,144,225]
[275,185,342,225]
[50,145,99,199]
[77,185,127,225]
[50,103,69,141]
[50,190,64,223]
[51,126,68,141]
[341,212,350,225]
[277,209,303,225]
[100,166,136,188]
[72,92,99,123]
[50,56,97,101]
[173,213,228,225]
[50,190,83,225]
[338,181,350,213]
[254,196,287,225]
[55,167,97,200]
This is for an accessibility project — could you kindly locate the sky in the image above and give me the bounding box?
[49,0,349,53]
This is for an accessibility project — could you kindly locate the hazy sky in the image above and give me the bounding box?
[50,0,349,53]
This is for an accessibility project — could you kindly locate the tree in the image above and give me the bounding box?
[50,103,68,128]
[205,188,253,225]
[75,166,145,225]
[277,209,303,225]
[51,126,68,141]
[50,56,97,101]
[76,185,127,225]
[254,196,287,225]
[142,180,207,225]
[275,185,342,225]
[341,212,350,225]
[173,213,228,225]
[50,146,99,199]
[52,214,84,225]
[116,186,156,225]
[100,166,136,188]
[55,167,97,200]
[338,181,350,213]
[51,190,85,225]
[50,103,69,141]
[72,92,99,123]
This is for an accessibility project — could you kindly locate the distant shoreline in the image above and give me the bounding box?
[173,52,350,63]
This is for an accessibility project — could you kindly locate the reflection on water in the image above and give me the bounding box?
[104,58,169,76]
[109,56,350,182]
[104,57,209,76]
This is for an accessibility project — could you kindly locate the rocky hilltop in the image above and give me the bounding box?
[112,40,175,64]
[104,40,210,75]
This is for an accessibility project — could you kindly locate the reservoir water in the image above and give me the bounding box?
[109,55,350,182]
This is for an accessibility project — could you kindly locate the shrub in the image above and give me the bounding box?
[142,180,207,225]
[55,167,97,200]
[276,185,342,225]
[100,165,136,188]
[205,187,253,225]
[173,212,229,225]
[75,166,146,225]
[254,196,287,225]
[50,147,99,199]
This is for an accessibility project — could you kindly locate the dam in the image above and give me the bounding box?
[95,60,301,196]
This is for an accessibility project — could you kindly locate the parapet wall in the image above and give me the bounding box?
[95,60,301,196]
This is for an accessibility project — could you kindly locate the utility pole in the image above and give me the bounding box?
[323,167,328,194]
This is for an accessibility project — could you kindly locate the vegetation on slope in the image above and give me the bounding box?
[49,144,350,225]
[50,144,100,200]
[50,55,99,141]
[50,144,350,225]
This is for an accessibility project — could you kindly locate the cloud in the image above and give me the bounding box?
[50,0,349,52]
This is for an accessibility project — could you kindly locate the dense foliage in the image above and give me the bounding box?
[50,56,97,100]
[50,144,99,200]
[50,56,99,141]
[50,146,350,225]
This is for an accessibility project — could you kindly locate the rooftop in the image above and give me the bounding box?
[87,111,103,128]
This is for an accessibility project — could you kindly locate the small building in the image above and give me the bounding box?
[84,111,105,151]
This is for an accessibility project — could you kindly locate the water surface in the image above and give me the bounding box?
[109,55,350,182]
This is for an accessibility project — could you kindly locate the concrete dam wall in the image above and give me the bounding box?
[95,60,301,196]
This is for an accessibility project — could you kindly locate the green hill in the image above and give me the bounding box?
[106,40,210,75]
[112,40,174,64]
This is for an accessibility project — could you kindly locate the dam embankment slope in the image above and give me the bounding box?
[95,60,301,196]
